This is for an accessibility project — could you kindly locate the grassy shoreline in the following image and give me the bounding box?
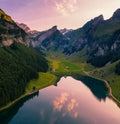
[0,72,57,112]
[84,71,120,106]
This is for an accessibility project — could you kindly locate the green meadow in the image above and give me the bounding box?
[26,72,57,93]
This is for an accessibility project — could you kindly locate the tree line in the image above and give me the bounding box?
[0,42,48,107]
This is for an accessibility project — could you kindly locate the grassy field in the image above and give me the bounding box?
[26,72,57,93]
[49,57,84,76]
[47,51,94,76]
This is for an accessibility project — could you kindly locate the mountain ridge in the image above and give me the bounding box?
[1,8,120,67]
[30,25,70,51]
[27,8,120,67]
[63,8,120,67]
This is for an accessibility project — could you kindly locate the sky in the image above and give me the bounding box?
[0,0,120,31]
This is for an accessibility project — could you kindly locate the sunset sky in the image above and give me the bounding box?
[0,0,120,31]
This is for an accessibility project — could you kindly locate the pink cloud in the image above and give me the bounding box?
[55,0,78,16]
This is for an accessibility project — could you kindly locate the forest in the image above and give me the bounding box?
[0,42,48,107]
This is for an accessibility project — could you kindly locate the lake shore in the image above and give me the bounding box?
[0,71,120,113]
[84,71,120,107]
[0,72,57,112]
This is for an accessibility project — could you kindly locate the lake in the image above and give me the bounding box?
[0,76,120,124]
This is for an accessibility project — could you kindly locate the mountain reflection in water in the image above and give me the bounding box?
[0,76,120,124]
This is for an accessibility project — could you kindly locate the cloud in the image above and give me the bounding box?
[55,0,78,16]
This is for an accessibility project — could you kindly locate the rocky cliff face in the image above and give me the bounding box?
[63,9,120,66]
[16,22,31,33]
[28,8,120,67]
[16,22,39,34]
[30,26,70,51]
[12,8,120,67]
[60,28,73,35]
[0,9,29,47]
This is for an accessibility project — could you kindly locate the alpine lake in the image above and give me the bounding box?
[0,76,120,124]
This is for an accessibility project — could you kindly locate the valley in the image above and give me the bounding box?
[0,7,120,124]
[47,51,120,102]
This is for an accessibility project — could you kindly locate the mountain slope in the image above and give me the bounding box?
[64,9,120,67]
[0,9,29,46]
[0,9,49,107]
[0,42,48,107]
[16,22,39,34]
[30,26,71,51]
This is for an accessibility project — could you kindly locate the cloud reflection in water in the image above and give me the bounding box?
[53,92,79,119]
[53,92,69,111]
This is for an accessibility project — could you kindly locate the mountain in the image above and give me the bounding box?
[0,9,29,46]
[64,9,120,67]
[28,9,120,67]
[16,22,31,33]
[30,26,70,51]
[0,9,48,107]
[60,28,73,35]
[16,22,39,34]
[0,42,48,106]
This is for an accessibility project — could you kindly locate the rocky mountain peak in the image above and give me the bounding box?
[112,8,120,18]
[60,28,73,35]
[81,14,104,34]
[50,25,57,32]
[92,15,104,25]
[16,22,31,32]
[16,22,39,34]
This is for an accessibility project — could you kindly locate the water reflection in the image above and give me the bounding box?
[0,91,39,124]
[73,75,108,100]
[0,76,120,124]
[53,92,79,119]
[53,92,69,111]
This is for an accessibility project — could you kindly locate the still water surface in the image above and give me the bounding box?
[2,76,120,124]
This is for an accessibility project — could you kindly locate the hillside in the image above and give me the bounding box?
[16,22,39,34]
[0,9,29,46]
[64,9,120,67]
[0,9,49,107]
[28,9,120,68]
[0,42,48,107]
[30,26,71,51]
